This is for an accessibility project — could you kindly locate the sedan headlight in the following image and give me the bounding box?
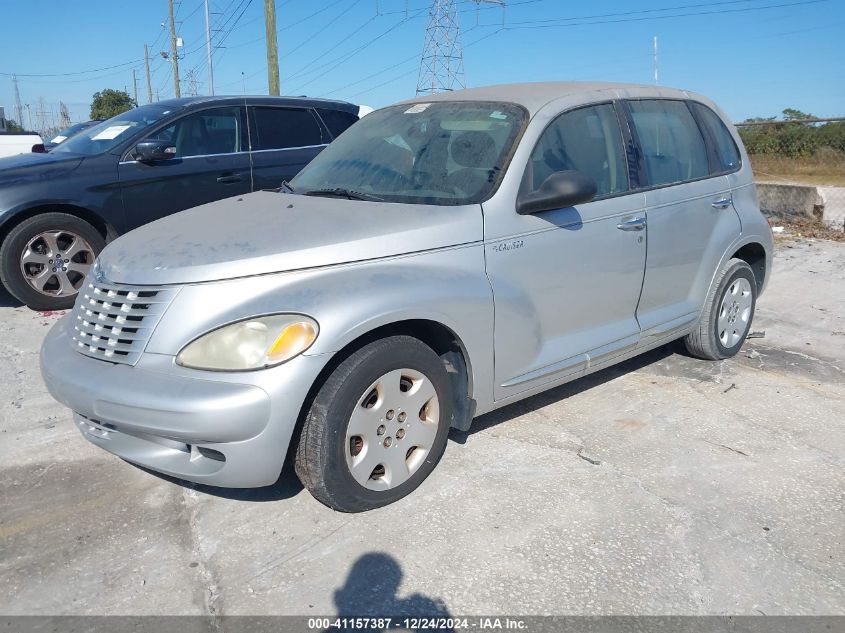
[176,314,318,371]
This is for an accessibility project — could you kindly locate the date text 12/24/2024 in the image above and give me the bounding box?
[308,617,528,630]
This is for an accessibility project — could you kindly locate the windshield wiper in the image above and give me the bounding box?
[279,180,295,193]
[303,187,384,202]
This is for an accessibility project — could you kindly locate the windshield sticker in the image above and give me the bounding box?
[489,111,507,120]
[50,135,67,143]
[404,103,431,114]
[91,125,132,140]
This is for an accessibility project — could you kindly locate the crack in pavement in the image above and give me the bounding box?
[181,487,223,627]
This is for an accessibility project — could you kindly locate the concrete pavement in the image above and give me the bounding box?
[1,237,843,616]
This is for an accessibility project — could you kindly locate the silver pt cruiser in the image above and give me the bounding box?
[41,82,773,512]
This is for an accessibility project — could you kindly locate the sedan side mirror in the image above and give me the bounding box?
[31,144,47,153]
[133,140,177,162]
[516,170,598,215]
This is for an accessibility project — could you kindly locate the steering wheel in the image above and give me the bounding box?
[366,164,413,191]
[412,171,462,196]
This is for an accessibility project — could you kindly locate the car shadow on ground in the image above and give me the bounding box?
[133,461,304,502]
[0,286,24,308]
[450,342,679,443]
[137,342,684,502]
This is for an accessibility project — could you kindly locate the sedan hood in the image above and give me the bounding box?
[98,190,483,285]
[0,152,84,184]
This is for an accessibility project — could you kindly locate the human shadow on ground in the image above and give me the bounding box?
[328,552,453,632]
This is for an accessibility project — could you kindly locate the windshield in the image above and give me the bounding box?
[52,105,175,155]
[289,101,527,205]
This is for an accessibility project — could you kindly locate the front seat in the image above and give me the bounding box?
[447,131,498,198]
[177,116,211,157]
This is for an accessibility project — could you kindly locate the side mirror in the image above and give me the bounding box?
[31,144,47,153]
[133,140,177,162]
[516,170,598,215]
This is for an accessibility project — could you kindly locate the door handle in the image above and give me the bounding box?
[217,173,244,184]
[616,216,646,231]
[711,197,732,209]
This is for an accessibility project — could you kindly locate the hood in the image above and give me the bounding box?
[0,151,84,184]
[98,190,483,286]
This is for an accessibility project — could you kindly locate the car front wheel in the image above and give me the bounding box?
[294,335,453,512]
[0,213,104,310]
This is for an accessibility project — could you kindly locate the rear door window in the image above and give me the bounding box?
[252,107,324,151]
[690,102,741,174]
[627,99,709,187]
[525,102,629,198]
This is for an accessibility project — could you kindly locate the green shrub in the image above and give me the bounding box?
[738,119,844,158]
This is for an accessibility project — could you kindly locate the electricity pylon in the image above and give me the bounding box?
[416,0,503,96]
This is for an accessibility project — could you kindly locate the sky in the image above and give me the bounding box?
[0,0,843,131]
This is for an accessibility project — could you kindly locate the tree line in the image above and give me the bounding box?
[738,108,845,158]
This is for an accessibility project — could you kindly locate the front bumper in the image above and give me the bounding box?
[40,317,326,487]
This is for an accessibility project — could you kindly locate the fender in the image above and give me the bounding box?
[701,229,773,313]
[0,198,118,242]
[146,244,497,412]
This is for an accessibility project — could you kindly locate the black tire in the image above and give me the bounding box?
[294,335,453,513]
[684,258,757,360]
[0,213,105,311]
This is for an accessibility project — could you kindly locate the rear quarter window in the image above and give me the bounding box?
[690,102,741,174]
[317,108,359,139]
[252,107,324,151]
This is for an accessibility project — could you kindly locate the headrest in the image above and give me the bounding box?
[450,131,497,168]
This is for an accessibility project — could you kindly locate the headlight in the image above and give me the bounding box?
[176,314,319,371]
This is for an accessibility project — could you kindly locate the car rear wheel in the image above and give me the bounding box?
[294,335,453,512]
[684,257,757,360]
[0,213,104,310]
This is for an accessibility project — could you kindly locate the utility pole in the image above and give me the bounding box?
[264,0,280,95]
[132,69,139,106]
[144,44,154,103]
[168,0,181,97]
[204,0,215,95]
[11,75,24,127]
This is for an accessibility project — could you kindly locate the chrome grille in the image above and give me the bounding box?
[70,279,179,365]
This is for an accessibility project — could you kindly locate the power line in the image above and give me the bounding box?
[181,0,254,91]
[286,9,427,92]
[344,24,499,98]
[503,0,829,28]
[0,59,143,78]
[284,0,365,59]
[225,0,349,49]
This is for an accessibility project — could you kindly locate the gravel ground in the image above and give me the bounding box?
[1,237,843,617]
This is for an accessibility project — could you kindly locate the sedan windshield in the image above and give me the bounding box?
[290,101,527,205]
[48,121,96,144]
[52,105,175,155]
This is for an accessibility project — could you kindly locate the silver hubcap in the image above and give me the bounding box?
[718,277,753,348]
[345,368,440,491]
[19,230,95,297]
